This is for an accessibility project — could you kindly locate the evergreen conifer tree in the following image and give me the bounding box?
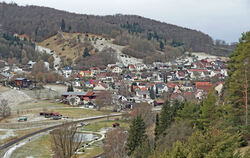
[156,85,159,95]
[155,113,160,142]
[150,86,155,99]
[160,41,164,51]
[126,115,147,156]
[61,19,65,31]
[67,84,74,92]
[226,31,250,127]
[70,84,74,92]
[198,91,217,129]
[159,100,172,136]
[83,48,90,58]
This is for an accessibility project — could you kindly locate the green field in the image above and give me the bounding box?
[10,132,104,158]
[78,146,103,158]
[55,108,110,118]
[82,119,130,132]
[11,134,52,158]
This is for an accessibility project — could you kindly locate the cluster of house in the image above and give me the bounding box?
[0,59,49,83]
[60,54,228,109]
[0,52,229,110]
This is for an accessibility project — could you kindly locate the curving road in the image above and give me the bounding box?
[0,113,122,155]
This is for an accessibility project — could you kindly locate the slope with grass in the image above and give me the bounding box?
[38,32,143,66]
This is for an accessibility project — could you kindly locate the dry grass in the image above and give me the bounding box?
[17,100,69,110]
[239,141,250,156]
[0,127,44,145]
[39,32,102,60]
[81,119,130,132]
[0,85,10,93]
[55,108,109,118]
[0,100,69,123]
[78,146,103,158]
[11,132,103,158]
[11,134,52,158]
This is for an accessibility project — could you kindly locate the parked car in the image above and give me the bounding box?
[53,115,62,120]
[18,117,27,122]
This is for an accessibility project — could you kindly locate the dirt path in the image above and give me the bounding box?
[92,38,143,66]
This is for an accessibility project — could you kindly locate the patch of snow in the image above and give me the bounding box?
[3,141,26,158]
[0,129,17,140]
[3,132,48,158]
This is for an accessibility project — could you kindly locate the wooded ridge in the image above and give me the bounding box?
[0,2,235,58]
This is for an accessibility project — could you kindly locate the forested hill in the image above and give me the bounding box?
[0,2,235,56]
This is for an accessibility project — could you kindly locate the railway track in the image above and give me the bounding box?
[0,113,121,151]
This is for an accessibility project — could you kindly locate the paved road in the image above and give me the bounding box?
[0,113,121,153]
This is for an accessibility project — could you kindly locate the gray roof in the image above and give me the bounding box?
[62,92,87,96]
[15,78,26,80]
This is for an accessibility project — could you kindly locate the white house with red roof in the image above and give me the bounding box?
[129,65,136,71]
[187,69,207,79]
[93,83,108,91]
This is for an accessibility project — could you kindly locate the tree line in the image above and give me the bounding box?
[104,32,250,158]
[0,2,235,61]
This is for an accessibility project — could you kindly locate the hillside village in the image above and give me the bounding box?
[0,32,229,111]
[0,2,249,158]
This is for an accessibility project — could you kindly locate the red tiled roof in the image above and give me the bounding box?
[82,71,92,75]
[166,82,178,89]
[133,85,138,91]
[195,82,213,92]
[83,97,90,101]
[89,79,99,85]
[156,100,164,104]
[216,81,225,85]
[129,65,135,69]
[187,69,207,72]
[85,92,94,97]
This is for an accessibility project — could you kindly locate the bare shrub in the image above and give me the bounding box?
[0,99,11,118]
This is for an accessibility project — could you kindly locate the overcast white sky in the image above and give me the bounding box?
[2,0,250,43]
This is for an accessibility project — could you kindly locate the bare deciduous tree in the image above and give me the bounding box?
[50,122,82,158]
[104,127,127,158]
[95,91,113,110]
[118,82,130,97]
[134,102,154,127]
[0,99,11,118]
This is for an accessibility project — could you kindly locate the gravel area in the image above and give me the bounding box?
[0,89,32,109]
